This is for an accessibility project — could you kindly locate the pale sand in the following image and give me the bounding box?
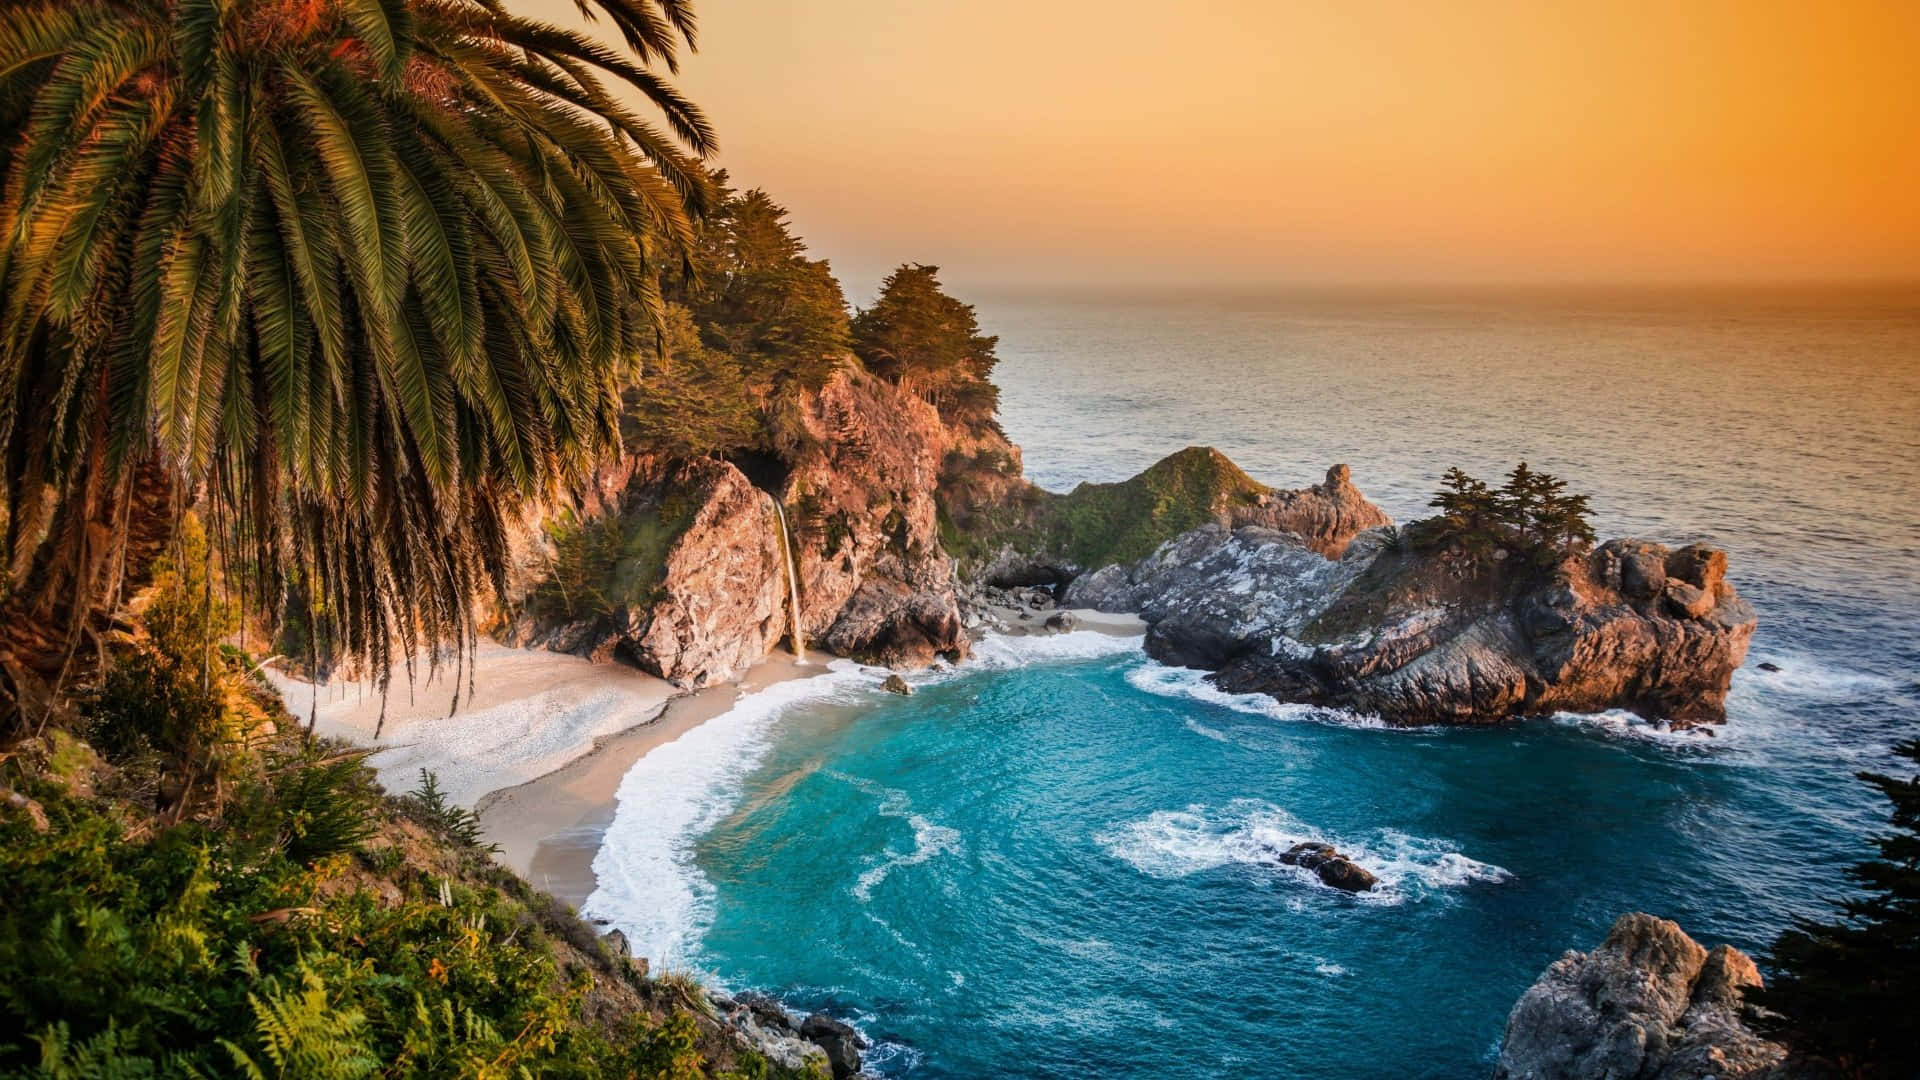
[474,650,826,905]
[265,642,678,808]
[986,604,1147,638]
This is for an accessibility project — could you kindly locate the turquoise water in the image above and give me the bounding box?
[587,288,1920,1077]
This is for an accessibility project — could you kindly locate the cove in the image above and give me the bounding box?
[585,632,1886,1079]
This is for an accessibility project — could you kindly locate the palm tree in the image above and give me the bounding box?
[0,0,714,726]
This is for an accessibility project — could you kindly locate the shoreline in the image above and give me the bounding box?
[475,649,826,905]
[473,608,1147,909]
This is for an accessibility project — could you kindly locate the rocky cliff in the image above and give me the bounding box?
[508,368,967,686]
[1495,913,1789,1080]
[1067,506,1754,727]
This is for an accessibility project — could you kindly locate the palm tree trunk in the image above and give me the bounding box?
[0,454,176,730]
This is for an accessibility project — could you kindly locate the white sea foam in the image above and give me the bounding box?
[583,661,871,968]
[1184,717,1232,742]
[585,630,1140,969]
[1737,652,1902,700]
[834,771,965,902]
[1125,660,1388,730]
[1550,708,1725,748]
[965,629,1145,672]
[1096,798,1510,904]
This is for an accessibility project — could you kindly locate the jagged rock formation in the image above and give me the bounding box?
[1069,519,1754,727]
[509,369,967,685]
[1495,913,1789,1080]
[1229,464,1394,557]
[942,450,1390,586]
[707,992,864,1079]
[510,457,786,686]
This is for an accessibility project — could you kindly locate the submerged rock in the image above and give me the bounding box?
[1494,913,1788,1080]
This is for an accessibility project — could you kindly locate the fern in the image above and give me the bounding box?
[273,750,378,864]
[219,966,377,1080]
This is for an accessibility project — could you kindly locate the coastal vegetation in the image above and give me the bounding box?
[1757,738,1920,1077]
[1424,463,1597,568]
[2,506,811,1077]
[940,446,1271,576]
[0,0,713,723]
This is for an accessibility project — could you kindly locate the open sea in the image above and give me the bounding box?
[584,286,1920,1078]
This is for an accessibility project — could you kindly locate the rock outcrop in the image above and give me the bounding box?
[510,456,787,687]
[1070,518,1754,727]
[510,369,968,685]
[941,450,1391,587]
[1229,464,1393,557]
[1495,913,1789,1080]
[1260,840,1378,892]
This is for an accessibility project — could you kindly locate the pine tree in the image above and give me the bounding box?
[1756,739,1920,1077]
[852,265,1002,429]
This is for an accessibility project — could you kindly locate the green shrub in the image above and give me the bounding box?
[405,770,496,854]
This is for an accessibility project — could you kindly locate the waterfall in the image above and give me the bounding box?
[767,493,805,657]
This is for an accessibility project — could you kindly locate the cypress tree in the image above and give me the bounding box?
[1757,739,1920,1077]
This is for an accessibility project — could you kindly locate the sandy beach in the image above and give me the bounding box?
[271,614,1145,910]
[474,649,825,904]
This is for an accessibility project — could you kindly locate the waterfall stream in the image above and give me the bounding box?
[767,494,804,657]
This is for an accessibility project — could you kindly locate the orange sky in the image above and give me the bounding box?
[531,0,1920,299]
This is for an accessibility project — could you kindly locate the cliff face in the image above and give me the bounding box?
[508,457,788,687]
[509,368,967,685]
[780,369,968,668]
[1495,913,1789,1080]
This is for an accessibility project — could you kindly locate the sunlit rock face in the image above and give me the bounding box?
[1070,516,1754,727]
[508,368,967,685]
[1494,913,1788,1080]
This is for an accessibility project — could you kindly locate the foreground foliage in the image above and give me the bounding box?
[0,746,794,1079]
[1757,739,1920,1078]
[0,0,712,722]
[1,528,803,1078]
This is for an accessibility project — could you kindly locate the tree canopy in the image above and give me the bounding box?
[1428,463,1595,564]
[852,264,1000,431]
[0,0,713,718]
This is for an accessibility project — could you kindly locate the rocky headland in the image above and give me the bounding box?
[1495,913,1789,1080]
[504,375,1755,729]
[1065,501,1756,728]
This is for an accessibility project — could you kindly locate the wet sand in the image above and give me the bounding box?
[475,650,826,906]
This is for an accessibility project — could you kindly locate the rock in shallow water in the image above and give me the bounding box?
[1078,518,1755,727]
[881,673,914,696]
[1265,841,1379,893]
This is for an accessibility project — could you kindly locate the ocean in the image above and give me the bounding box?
[585,286,1920,1078]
